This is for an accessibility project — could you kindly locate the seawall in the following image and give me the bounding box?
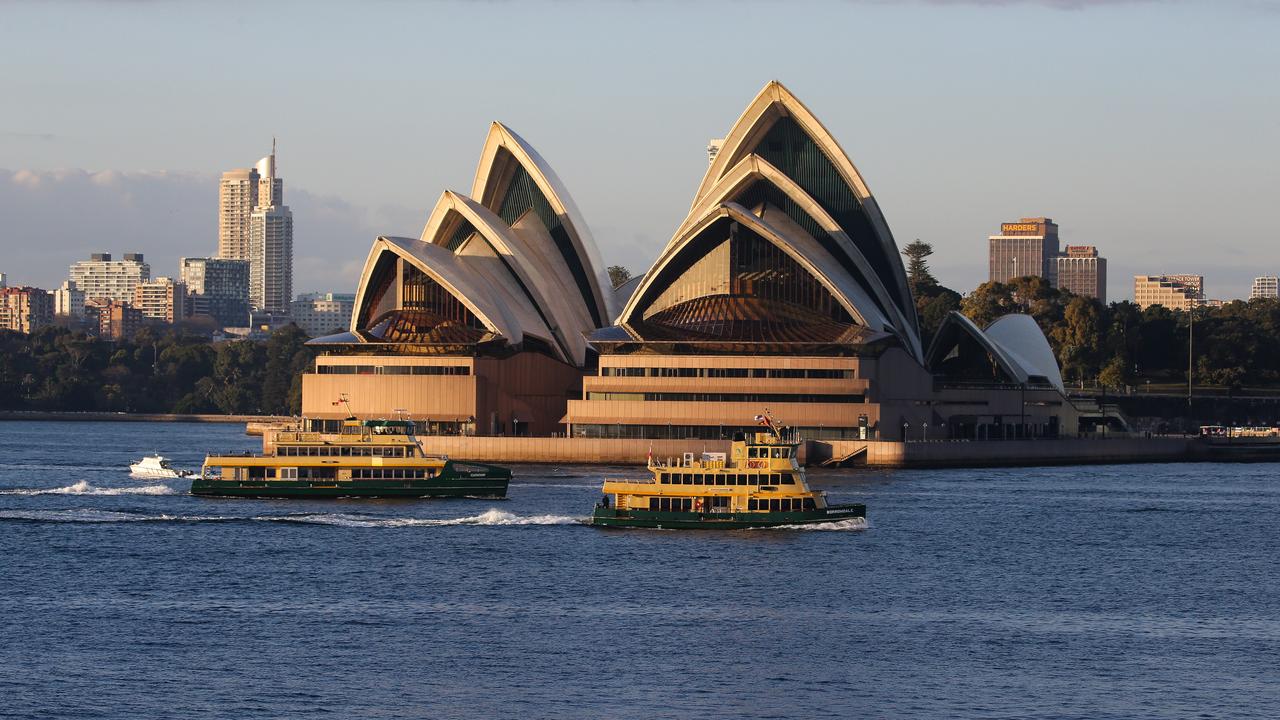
[343,434,1201,468]
[0,411,290,427]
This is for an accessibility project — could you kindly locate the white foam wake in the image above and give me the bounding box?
[766,517,869,532]
[266,508,586,528]
[0,509,219,523]
[0,480,178,496]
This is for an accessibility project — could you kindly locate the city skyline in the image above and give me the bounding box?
[2,1,1278,302]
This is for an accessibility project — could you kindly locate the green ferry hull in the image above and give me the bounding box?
[191,474,509,500]
[590,503,865,529]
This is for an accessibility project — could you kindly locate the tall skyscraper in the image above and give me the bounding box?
[219,141,293,314]
[1134,274,1204,310]
[68,252,150,303]
[1053,245,1107,303]
[1250,276,1278,300]
[250,204,293,314]
[218,168,258,261]
[988,217,1060,284]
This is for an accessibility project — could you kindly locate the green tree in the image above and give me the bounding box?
[607,265,632,289]
[901,240,938,297]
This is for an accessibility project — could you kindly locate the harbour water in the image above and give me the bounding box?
[1,421,1277,719]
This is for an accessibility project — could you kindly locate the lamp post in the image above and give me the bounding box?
[923,422,929,442]
[902,422,909,442]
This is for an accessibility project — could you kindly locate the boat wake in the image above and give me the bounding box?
[0,509,225,523]
[264,509,586,528]
[0,507,584,527]
[764,517,869,532]
[0,480,178,496]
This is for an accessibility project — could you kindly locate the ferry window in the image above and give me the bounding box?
[282,468,297,479]
[748,448,758,458]
[748,499,758,511]
[650,498,659,511]
[770,474,780,484]
[660,498,670,511]
[770,448,781,459]
[266,468,277,479]
[680,474,690,485]
[694,474,704,484]
[340,448,350,457]
[682,498,693,511]
[803,498,816,510]
[781,474,795,484]
[248,467,265,479]
[770,499,781,511]
[780,448,790,458]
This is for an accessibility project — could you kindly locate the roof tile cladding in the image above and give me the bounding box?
[615,81,923,361]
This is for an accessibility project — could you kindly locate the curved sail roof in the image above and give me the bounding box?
[470,122,615,328]
[618,202,892,346]
[689,81,918,343]
[322,125,612,366]
[984,314,1066,393]
[926,311,1065,392]
[609,81,922,359]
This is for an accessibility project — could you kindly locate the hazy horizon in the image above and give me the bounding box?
[2,0,1277,302]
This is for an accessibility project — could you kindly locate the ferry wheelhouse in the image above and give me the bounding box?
[590,419,865,529]
[196,419,510,499]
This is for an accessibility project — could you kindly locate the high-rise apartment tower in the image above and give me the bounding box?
[1250,276,1278,300]
[219,141,292,314]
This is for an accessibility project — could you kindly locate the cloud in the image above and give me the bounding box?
[0,168,421,294]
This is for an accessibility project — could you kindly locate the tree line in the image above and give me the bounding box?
[904,241,1280,391]
[0,325,314,415]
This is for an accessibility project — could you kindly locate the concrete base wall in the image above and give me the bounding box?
[817,437,1196,468]
[267,431,1194,467]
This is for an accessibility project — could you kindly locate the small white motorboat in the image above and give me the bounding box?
[129,454,193,480]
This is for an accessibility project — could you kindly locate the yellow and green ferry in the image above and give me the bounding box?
[590,418,865,529]
[196,419,510,499]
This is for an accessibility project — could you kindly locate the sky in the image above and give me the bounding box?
[1,0,1278,303]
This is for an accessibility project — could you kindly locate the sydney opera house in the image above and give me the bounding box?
[305,81,1077,443]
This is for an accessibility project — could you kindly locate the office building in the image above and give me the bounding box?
[290,293,356,337]
[133,277,187,323]
[0,287,54,334]
[180,257,250,328]
[68,253,150,304]
[1134,275,1204,311]
[1251,276,1278,300]
[988,218,1059,284]
[1053,245,1107,302]
[220,142,293,314]
[0,273,6,288]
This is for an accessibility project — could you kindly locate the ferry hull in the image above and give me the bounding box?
[190,476,509,499]
[589,504,865,529]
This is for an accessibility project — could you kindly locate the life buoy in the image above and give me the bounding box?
[694,499,704,511]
